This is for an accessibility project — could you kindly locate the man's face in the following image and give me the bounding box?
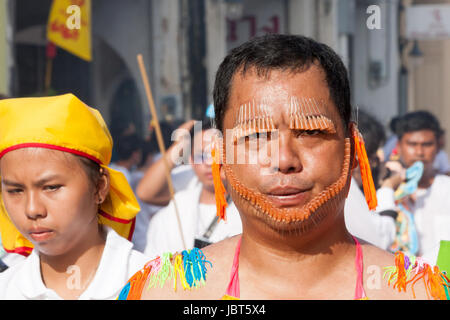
[221,64,349,231]
[397,130,438,170]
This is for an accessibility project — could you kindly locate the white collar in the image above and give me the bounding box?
[17,227,134,300]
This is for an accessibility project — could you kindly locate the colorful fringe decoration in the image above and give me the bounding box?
[389,161,423,256]
[389,204,419,256]
[222,294,240,300]
[117,248,212,300]
[383,251,450,300]
[211,146,228,221]
[182,248,211,288]
[352,126,378,210]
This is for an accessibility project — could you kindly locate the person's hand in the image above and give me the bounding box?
[169,119,196,132]
[380,160,406,190]
[167,120,196,166]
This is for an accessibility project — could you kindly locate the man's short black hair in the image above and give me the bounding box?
[189,121,213,156]
[396,110,442,141]
[114,133,142,161]
[213,34,352,132]
[357,109,386,158]
[389,115,401,135]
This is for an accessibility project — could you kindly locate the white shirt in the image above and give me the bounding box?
[376,174,450,263]
[344,178,395,249]
[128,170,162,253]
[144,177,242,258]
[197,204,217,237]
[0,252,26,269]
[0,227,149,300]
[433,150,450,174]
[129,164,195,252]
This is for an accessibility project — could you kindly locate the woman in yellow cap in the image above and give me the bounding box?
[0,93,149,299]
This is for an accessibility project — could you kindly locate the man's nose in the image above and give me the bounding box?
[25,192,47,220]
[414,145,425,158]
[275,131,303,174]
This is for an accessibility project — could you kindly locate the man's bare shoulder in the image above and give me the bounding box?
[360,241,432,300]
[140,235,241,300]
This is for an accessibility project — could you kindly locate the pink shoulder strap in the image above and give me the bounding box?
[224,235,366,300]
[225,236,241,298]
[352,236,367,300]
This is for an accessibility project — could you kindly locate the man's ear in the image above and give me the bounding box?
[219,163,226,180]
[348,121,358,170]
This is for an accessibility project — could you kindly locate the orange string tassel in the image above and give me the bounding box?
[353,128,378,210]
[393,252,407,292]
[126,266,151,300]
[428,266,447,300]
[212,147,228,221]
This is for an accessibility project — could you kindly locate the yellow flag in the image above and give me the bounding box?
[47,0,91,61]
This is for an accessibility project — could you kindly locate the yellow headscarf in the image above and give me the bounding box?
[0,93,140,256]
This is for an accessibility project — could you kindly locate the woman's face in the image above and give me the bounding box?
[1,148,102,256]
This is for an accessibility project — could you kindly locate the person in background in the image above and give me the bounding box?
[143,122,242,258]
[136,121,196,207]
[377,110,450,263]
[109,134,143,183]
[132,109,221,253]
[384,114,450,175]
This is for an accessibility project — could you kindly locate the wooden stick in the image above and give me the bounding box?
[137,54,187,250]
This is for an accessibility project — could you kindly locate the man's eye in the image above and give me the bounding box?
[245,132,260,141]
[298,129,323,136]
[6,189,22,194]
[245,131,272,140]
[44,185,62,191]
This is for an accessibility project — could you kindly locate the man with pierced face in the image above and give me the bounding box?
[121,35,447,300]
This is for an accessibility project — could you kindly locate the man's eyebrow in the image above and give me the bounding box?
[289,97,336,133]
[232,100,276,141]
[405,140,434,144]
